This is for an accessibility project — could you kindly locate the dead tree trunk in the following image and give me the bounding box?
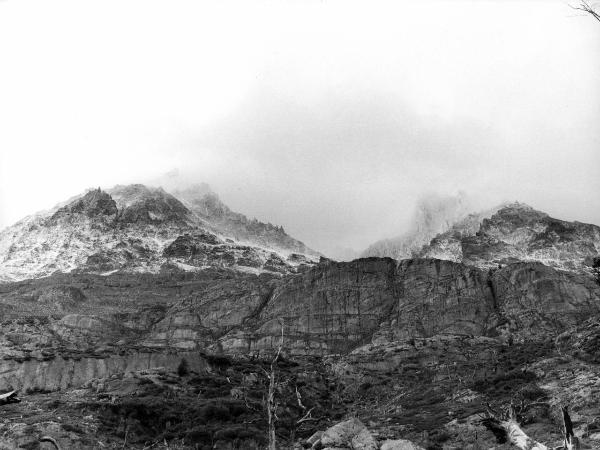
[264,321,284,450]
[562,406,581,450]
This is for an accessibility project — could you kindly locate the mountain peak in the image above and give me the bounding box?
[419,201,600,271]
[108,184,192,225]
[481,202,550,233]
[52,188,117,220]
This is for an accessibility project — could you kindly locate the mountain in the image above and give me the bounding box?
[363,198,600,275]
[2,188,600,449]
[419,202,600,273]
[0,184,318,282]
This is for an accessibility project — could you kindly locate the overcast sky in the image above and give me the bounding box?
[0,0,599,255]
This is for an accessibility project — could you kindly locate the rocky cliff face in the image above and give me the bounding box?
[1,254,598,364]
[0,184,318,282]
[492,262,600,340]
[87,257,597,356]
[390,259,496,339]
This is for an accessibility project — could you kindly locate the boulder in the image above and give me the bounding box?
[319,418,377,450]
[380,439,425,450]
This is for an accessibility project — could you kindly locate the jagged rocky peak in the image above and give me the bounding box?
[363,195,600,273]
[51,188,117,220]
[420,202,600,272]
[108,184,192,225]
[480,201,546,232]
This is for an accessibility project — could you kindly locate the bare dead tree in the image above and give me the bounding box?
[263,319,284,450]
[561,406,581,450]
[571,1,600,22]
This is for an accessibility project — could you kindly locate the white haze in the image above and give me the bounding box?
[0,0,599,257]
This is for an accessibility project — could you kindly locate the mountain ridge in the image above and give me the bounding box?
[0,183,318,282]
[362,198,600,275]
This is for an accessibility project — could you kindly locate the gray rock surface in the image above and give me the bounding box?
[319,418,377,450]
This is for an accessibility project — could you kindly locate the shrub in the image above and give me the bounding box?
[177,358,190,377]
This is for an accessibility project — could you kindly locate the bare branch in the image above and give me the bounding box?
[40,436,61,450]
[296,407,316,424]
[296,385,306,410]
[266,319,285,450]
[570,1,600,22]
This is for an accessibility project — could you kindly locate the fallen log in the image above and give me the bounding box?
[483,403,549,449]
[0,390,20,405]
[483,403,584,450]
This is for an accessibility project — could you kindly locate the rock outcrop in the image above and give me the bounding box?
[318,418,378,450]
[51,188,118,220]
[307,418,424,450]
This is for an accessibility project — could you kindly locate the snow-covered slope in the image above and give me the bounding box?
[0,185,318,282]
